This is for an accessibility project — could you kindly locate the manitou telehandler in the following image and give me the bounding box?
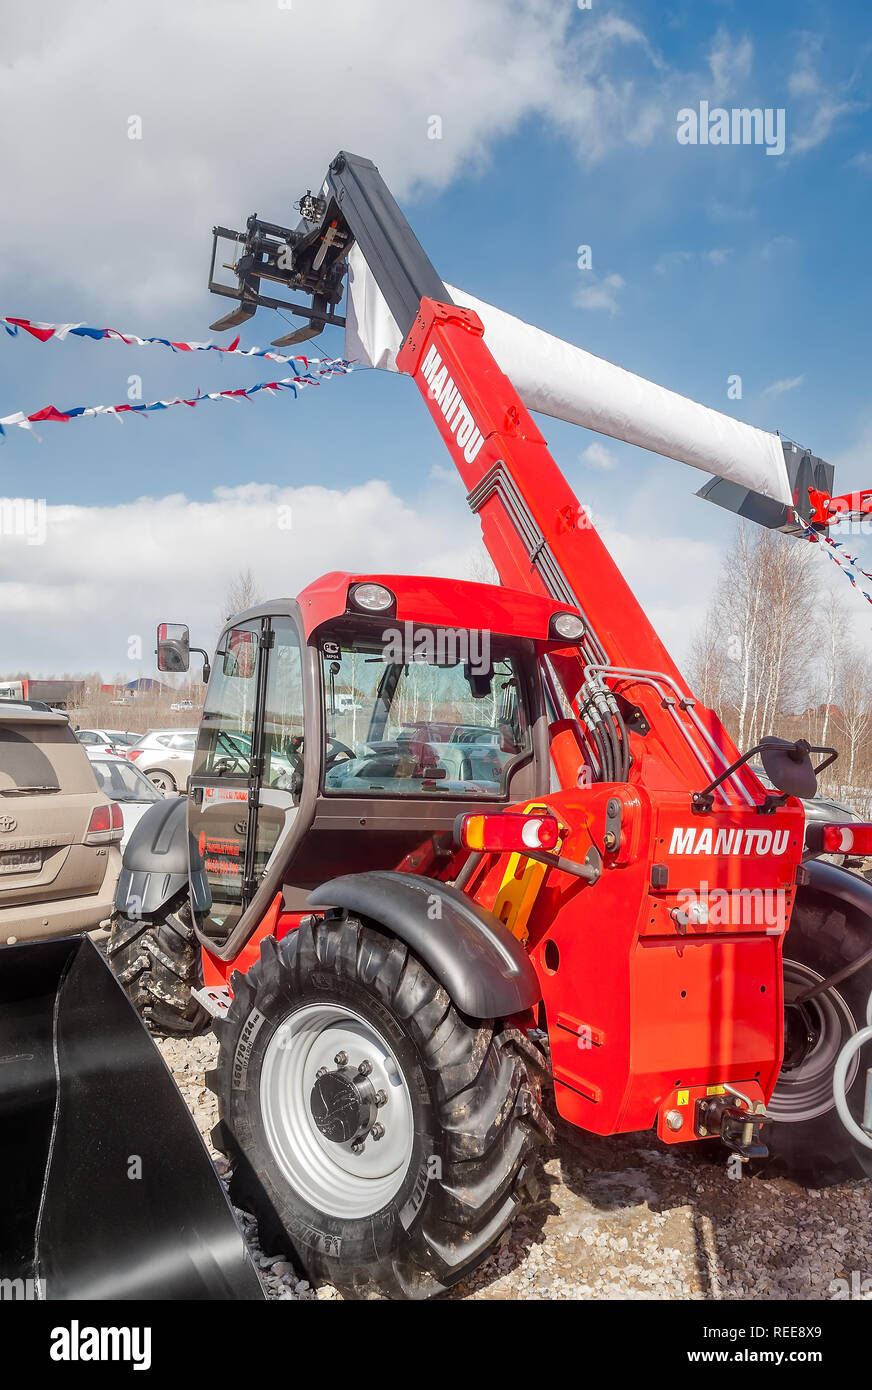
[112,153,872,1300]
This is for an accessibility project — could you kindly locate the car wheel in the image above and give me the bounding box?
[147,769,177,794]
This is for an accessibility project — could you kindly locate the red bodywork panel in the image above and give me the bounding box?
[296,569,580,641]
[207,295,805,1146]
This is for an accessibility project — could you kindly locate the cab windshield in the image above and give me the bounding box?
[320,634,530,798]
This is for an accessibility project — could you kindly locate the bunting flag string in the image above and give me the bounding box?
[0,360,353,440]
[1,316,343,369]
[794,511,872,609]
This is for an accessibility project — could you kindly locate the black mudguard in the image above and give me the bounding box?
[115,796,189,919]
[0,934,264,1299]
[307,870,541,1018]
[801,858,872,923]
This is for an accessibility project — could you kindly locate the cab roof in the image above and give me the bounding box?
[295,572,581,642]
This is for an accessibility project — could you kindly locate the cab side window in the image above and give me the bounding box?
[194,621,260,779]
[263,619,305,790]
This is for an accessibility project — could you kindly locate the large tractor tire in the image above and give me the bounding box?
[756,893,872,1185]
[210,915,553,1300]
[107,895,208,1035]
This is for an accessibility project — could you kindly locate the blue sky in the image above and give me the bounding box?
[0,0,870,676]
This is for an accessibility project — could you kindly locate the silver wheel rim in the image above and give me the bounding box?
[149,771,174,792]
[260,1002,415,1219]
[769,959,860,1123]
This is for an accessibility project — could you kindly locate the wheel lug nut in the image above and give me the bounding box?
[370,1123,385,1141]
[315,1066,328,1078]
[357,1059,372,1076]
[334,1051,348,1067]
[375,1089,387,1107]
[351,1139,366,1155]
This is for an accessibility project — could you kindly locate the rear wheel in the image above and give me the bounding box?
[147,769,177,794]
[756,894,872,1185]
[211,915,553,1299]
[108,895,207,1034]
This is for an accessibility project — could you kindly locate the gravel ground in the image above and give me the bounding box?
[157,1028,872,1302]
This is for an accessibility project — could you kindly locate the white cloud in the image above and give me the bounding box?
[0,470,726,676]
[0,1,671,317]
[0,479,482,675]
[654,248,731,273]
[707,30,754,95]
[580,442,616,471]
[572,272,626,314]
[761,235,797,259]
[787,34,867,156]
[762,374,806,397]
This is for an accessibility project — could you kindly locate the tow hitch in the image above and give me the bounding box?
[695,1085,768,1161]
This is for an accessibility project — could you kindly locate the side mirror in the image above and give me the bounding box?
[759,737,818,800]
[157,623,190,673]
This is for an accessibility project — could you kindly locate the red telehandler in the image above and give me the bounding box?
[111,153,872,1300]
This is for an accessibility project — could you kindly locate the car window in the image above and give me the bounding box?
[169,732,195,750]
[155,734,174,747]
[0,723,96,795]
[77,730,99,744]
[92,759,163,801]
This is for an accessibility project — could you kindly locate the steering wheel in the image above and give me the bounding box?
[214,732,250,776]
[325,737,356,767]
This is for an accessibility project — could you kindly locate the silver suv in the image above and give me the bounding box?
[0,700,123,942]
[127,729,197,794]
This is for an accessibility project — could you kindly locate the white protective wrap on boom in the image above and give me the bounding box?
[345,245,792,506]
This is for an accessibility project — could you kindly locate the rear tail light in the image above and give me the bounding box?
[810,823,872,855]
[127,749,144,762]
[85,802,124,845]
[455,811,561,854]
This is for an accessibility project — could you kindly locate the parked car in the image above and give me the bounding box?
[126,729,197,794]
[75,727,140,756]
[170,699,196,712]
[86,752,166,850]
[0,699,123,942]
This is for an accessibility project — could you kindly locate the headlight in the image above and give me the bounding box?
[348,583,396,614]
[550,612,585,641]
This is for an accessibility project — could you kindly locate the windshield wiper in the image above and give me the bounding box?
[1,785,60,795]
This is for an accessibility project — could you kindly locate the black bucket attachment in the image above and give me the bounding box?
[0,934,264,1300]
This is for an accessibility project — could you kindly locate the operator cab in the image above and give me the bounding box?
[159,574,586,954]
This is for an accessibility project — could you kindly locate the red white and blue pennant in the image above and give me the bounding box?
[2,316,340,369]
[0,314,354,438]
[0,363,352,439]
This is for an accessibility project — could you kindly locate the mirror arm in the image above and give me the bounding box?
[190,648,211,684]
[691,740,839,815]
[691,743,767,814]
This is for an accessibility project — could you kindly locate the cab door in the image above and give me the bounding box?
[187,615,305,938]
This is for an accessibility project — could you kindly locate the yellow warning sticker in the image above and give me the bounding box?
[706,1084,726,1096]
[677,1089,690,1106]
